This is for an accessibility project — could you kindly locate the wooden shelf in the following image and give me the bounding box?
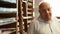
[28,8,33,10]
[0,1,16,8]
[27,12,32,14]
[0,18,16,26]
[0,13,16,18]
[23,16,33,19]
[28,0,33,3]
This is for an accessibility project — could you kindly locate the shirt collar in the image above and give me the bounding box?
[38,16,58,24]
[38,16,52,23]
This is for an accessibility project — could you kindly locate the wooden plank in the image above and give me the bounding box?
[28,2,33,8]
[0,13,16,18]
[22,2,27,32]
[0,1,16,8]
[18,0,24,34]
[0,22,16,28]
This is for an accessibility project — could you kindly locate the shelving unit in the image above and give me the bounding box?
[0,0,17,34]
[17,0,33,34]
[0,0,33,34]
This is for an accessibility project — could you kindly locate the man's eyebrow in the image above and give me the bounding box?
[43,7,51,9]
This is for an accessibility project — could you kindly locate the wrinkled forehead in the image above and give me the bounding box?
[39,2,51,9]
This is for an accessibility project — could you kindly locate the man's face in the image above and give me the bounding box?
[39,3,51,21]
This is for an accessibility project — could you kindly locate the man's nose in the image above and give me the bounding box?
[46,10,50,14]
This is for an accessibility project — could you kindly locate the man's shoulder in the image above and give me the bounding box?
[51,17,58,21]
[32,17,39,23]
[31,16,42,25]
[29,17,39,27]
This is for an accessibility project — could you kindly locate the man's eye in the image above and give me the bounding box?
[48,9,51,11]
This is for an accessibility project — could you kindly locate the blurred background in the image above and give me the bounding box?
[0,0,60,34]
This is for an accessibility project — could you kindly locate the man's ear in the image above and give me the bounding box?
[39,9,42,16]
[39,9,41,15]
[39,9,41,13]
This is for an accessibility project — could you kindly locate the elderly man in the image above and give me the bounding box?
[27,2,60,34]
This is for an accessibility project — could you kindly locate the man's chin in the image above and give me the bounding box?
[45,17,51,21]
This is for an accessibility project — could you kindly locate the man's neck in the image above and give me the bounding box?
[40,16,51,22]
